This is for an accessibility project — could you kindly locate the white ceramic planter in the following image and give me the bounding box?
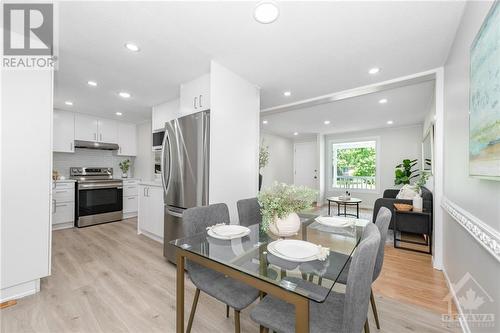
[269,212,301,237]
[413,195,423,212]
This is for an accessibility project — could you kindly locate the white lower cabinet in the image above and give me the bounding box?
[138,184,164,243]
[52,181,75,230]
[123,179,138,218]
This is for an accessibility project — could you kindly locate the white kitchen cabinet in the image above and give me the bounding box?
[180,73,210,115]
[117,122,137,156]
[52,182,75,230]
[138,184,164,243]
[97,118,118,143]
[152,98,180,131]
[53,110,75,153]
[123,179,139,218]
[75,113,98,142]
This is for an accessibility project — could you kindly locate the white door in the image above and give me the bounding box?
[53,110,75,153]
[180,74,210,115]
[75,114,98,142]
[138,185,149,233]
[117,122,137,156]
[294,142,318,189]
[149,186,164,239]
[97,118,118,143]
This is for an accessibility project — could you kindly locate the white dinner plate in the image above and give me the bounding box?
[267,240,321,262]
[207,225,251,240]
[315,216,353,227]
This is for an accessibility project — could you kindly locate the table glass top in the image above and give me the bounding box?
[171,214,365,303]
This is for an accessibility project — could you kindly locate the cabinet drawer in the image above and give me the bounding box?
[53,202,74,225]
[54,182,75,190]
[123,185,138,197]
[124,196,138,213]
[54,187,74,202]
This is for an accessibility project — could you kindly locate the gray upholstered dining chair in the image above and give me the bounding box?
[183,203,260,333]
[250,222,381,333]
[236,197,262,227]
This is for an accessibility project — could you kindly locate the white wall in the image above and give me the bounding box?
[324,125,423,208]
[442,1,500,330]
[134,120,155,181]
[1,69,53,301]
[260,132,294,189]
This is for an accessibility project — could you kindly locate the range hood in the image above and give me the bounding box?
[74,140,119,151]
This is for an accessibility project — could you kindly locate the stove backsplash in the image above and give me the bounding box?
[53,149,135,178]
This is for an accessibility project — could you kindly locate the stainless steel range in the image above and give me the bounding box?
[70,167,123,227]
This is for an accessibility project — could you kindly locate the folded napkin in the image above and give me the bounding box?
[316,245,330,261]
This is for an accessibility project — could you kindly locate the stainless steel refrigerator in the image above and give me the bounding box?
[161,110,210,263]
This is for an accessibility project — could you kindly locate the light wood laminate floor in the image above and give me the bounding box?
[1,218,459,333]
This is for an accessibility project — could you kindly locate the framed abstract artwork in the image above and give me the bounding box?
[469,1,500,179]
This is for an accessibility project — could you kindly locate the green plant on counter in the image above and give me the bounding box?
[415,171,430,190]
[119,159,131,173]
[258,182,317,232]
[259,144,269,170]
[394,159,419,185]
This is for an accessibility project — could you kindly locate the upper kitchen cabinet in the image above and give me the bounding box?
[152,98,179,132]
[180,73,210,115]
[75,113,99,142]
[53,110,75,153]
[117,122,137,156]
[97,118,118,143]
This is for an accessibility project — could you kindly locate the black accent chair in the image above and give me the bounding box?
[373,186,433,230]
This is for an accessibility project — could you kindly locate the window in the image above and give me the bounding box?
[329,140,378,191]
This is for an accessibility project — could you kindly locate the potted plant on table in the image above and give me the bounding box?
[394,158,419,185]
[258,182,317,237]
[119,159,131,178]
[258,144,269,191]
[412,171,430,212]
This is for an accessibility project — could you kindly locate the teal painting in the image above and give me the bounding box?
[469,1,500,178]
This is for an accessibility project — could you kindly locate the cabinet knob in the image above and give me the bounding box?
[194,97,198,109]
[199,95,203,108]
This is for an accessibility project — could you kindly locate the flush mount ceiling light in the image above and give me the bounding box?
[387,120,394,125]
[254,1,279,24]
[369,67,380,75]
[324,120,331,125]
[379,98,388,104]
[119,91,131,98]
[124,43,140,52]
[87,80,97,87]
[293,132,299,136]
[116,112,123,116]
[64,101,73,106]
[283,91,291,97]
[262,120,268,124]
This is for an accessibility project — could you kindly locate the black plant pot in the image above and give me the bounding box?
[259,174,263,191]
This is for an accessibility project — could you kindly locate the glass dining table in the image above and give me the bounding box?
[171,214,367,333]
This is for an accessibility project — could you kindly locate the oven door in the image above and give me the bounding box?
[77,183,123,227]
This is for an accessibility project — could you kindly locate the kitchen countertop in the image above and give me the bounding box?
[53,179,76,183]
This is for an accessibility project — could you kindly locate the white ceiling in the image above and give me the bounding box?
[54,1,465,123]
[261,80,435,139]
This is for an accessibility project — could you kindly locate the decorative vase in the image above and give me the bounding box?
[269,212,301,237]
[122,173,128,178]
[413,195,423,212]
[259,174,263,191]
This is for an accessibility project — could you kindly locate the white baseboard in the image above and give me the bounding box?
[52,222,74,230]
[137,229,163,244]
[0,279,40,302]
[123,212,138,219]
[442,268,470,333]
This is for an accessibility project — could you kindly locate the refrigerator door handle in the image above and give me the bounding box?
[160,125,172,197]
[166,206,184,218]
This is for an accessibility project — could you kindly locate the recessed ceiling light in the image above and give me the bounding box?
[116,112,123,116]
[124,43,140,52]
[369,67,380,75]
[283,91,291,97]
[324,120,331,125]
[379,98,388,104]
[119,91,131,98]
[387,120,394,125]
[64,101,73,106]
[293,132,299,136]
[87,80,97,87]
[262,120,268,124]
[254,1,279,24]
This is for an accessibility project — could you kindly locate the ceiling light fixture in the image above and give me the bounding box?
[283,91,291,97]
[254,1,280,24]
[64,101,73,106]
[116,112,123,116]
[125,43,140,52]
[387,120,394,125]
[379,98,388,104]
[87,80,97,86]
[262,120,268,124]
[293,132,299,136]
[119,91,131,98]
[369,67,380,75]
[324,120,331,125]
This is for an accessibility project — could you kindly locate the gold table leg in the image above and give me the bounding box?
[176,251,185,333]
[295,296,309,333]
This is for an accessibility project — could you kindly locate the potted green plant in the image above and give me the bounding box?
[394,158,419,185]
[119,159,131,178]
[412,171,430,212]
[259,144,269,191]
[258,182,317,236]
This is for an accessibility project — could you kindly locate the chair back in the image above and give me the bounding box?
[341,223,380,333]
[236,197,262,227]
[183,203,230,237]
[373,207,391,281]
